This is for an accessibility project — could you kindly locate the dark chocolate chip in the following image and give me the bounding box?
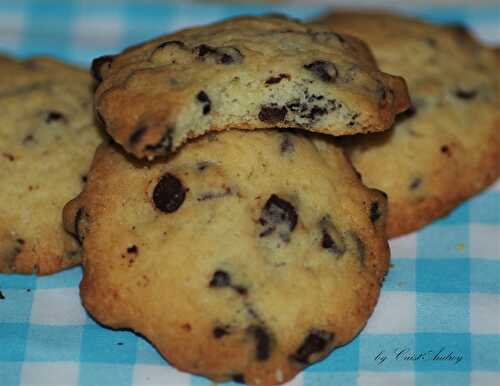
[213,326,230,338]
[291,329,334,364]
[209,270,231,288]
[232,374,245,384]
[258,104,287,124]
[74,208,86,245]
[194,45,243,65]
[259,194,298,241]
[196,91,211,115]
[265,73,291,85]
[320,217,346,256]
[129,126,147,145]
[81,175,87,183]
[45,111,65,124]
[233,285,248,296]
[455,89,477,100]
[441,145,450,154]
[144,128,174,155]
[152,173,186,213]
[307,106,327,120]
[370,202,381,223]
[410,177,422,190]
[194,44,217,58]
[127,245,138,254]
[350,232,366,264]
[91,55,114,82]
[280,134,294,154]
[0,290,4,300]
[304,60,338,83]
[248,325,271,361]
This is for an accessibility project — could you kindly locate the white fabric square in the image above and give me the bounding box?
[357,371,414,386]
[364,292,416,334]
[72,16,123,48]
[30,288,86,326]
[470,371,500,386]
[20,362,78,386]
[470,293,500,334]
[470,224,500,260]
[389,233,417,259]
[133,364,191,386]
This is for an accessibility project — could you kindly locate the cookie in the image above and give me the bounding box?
[314,12,500,237]
[92,15,410,159]
[0,56,104,275]
[63,130,389,385]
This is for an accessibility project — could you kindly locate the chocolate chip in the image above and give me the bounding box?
[45,111,65,124]
[280,134,294,154]
[307,106,327,120]
[265,73,290,85]
[441,145,450,155]
[213,326,230,338]
[233,285,248,296]
[370,202,381,223]
[410,177,422,190]
[152,173,186,213]
[304,60,338,83]
[248,325,271,361]
[258,104,287,124]
[2,153,14,161]
[129,126,147,145]
[91,55,114,82]
[74,208,86,245]
[81,175,87,183]
[455,89,477,100]
[232,374,245,384]
[320,217,345,256]
[399,105,417,121]
[0,290,5,300]
[127,245,138,254]
[194,45,243,64]
[144,128,174,155]
[350,232,366,264]
[259,194,298,241]
[291,329,334,364]
[196,91,211,115]
[196,161,210,172]
[209,270,231,288]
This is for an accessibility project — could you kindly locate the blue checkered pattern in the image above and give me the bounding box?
[0,1,499,385]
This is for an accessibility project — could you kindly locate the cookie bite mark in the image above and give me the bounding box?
[152,173,186,213]
[304,60,338,83]
[91,55,114,82]
[196,91,211,115]
[258,104,287,124]
[259,194,298,242]
[265,73,291,85]
[247,325,272,361]
[290,329,334,364]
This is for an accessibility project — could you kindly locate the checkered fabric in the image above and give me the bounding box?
[0,2,499,386]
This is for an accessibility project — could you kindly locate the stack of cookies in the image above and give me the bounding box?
[0,12,498,386]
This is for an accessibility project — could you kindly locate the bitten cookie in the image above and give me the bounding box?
[63,130,389,385]
[314,12,500,237]
[0,56,104,275]
[92,15,410,159]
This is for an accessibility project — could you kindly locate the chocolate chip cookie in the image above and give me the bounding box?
[93,15,410,159]
[314,11,500,237]
[63,129,389,385]
[0,56,104,274]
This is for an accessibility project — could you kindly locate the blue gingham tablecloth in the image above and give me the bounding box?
[0,2,499,386]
